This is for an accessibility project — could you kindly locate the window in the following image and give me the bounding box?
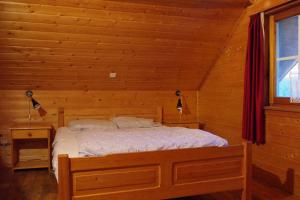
[269,6,300,104]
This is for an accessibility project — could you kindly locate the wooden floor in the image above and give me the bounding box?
[0,169,57,200]
[0,168,300,200]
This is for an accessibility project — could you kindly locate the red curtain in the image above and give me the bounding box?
[242,13,265,144]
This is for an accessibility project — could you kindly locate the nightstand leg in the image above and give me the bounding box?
[11,140,18,173]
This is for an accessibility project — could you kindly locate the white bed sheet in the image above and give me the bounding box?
[52,127,81,179]
[52,126,228,180]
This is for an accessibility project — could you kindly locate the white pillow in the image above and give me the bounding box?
[68,119,117,130]
[112,116,154,129]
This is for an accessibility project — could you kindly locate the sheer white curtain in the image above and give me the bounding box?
[290,70,300,103]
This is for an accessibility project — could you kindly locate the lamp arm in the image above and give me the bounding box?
[28,97,31,123]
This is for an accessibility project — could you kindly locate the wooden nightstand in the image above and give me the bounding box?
[10,123,52,173]
[163,122,205,129]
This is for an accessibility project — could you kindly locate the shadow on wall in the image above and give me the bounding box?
[253,165,294,194]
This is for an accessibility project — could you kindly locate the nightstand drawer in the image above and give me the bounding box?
[11,129,49,139]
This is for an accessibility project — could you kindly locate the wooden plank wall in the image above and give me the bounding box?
[254,109,300,195]
[0,0,246,90]
[198,0,300,196]
[0,90,197,166]
[197,11,248,145]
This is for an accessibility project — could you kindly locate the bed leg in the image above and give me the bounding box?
[242,141,252,200]
[58,154,71,200]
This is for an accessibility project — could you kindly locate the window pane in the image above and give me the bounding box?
[276,59,298,97]
[276,16,298,58]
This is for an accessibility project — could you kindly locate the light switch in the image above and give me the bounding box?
[109,72,117,79]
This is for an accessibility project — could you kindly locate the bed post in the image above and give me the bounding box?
[58,154,71,200]
[156,106,163,123]
[58,107,64,128]
[242,141,252,200]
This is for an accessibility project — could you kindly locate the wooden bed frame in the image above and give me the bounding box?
[57,107,251,200]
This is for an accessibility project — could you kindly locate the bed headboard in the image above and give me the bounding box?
[58,107,163,128]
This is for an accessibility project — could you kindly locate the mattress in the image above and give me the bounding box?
[52,126,228,180]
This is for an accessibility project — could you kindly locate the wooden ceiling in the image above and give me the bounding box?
[0,0,248,90]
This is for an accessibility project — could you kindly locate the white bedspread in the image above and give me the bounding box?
[52,126,228,180]
[52,127,80,179]
[76,126,228,156]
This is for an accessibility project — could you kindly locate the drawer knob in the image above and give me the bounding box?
[28,132,32,137]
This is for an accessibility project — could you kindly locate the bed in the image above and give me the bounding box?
[55,107,251,200]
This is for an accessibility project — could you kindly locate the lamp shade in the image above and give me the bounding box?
[31,98,41,110]
[25,90,47,119]
[175,89,183,113]
[177,98,182,110]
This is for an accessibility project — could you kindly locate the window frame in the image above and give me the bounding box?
[269,5,300,105]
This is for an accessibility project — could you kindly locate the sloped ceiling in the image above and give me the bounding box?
[0,0,249,90]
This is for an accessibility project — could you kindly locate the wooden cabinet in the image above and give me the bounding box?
[163,122,205,129]
[10,123,52,173]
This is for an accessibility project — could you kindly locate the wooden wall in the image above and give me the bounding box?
[0,0,246,90]
[197,11,248,145]
[254,108,300,195]
[198,0,300,196]
[0,90,197,165]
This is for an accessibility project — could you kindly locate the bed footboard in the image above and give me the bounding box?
[58,142,251,200]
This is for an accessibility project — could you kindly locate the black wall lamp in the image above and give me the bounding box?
[25,90,47,122]
[175,90,183,114]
